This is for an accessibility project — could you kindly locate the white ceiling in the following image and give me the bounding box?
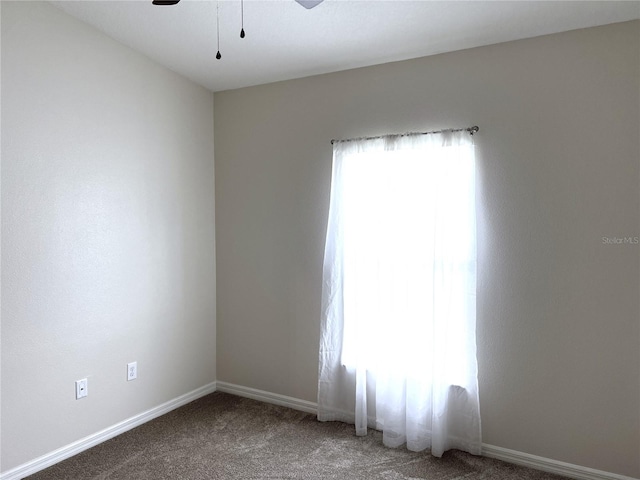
[51,0,640,92]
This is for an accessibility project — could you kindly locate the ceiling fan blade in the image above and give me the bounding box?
[152,0,181,5]
[294,0,324,9]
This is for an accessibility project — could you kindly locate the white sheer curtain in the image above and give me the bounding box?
[318,130,481,457]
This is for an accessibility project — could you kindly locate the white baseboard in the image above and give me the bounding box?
[482,444,639,480]
[3,381,636,480]
[0,382,217,480]
[216,381,318,414]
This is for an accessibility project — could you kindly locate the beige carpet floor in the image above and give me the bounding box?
[27,392,568,479]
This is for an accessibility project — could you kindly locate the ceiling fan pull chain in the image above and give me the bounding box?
[240,0,246,38]
[216,0,222,59]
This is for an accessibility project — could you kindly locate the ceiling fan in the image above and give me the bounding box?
[152,0,324,9]
[152,0,325,59]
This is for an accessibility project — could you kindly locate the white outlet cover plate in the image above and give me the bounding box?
[76,378,88,399]
[127,362,137,381]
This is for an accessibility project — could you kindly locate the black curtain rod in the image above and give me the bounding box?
[330,125,479,145]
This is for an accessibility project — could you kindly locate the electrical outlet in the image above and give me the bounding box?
[76,378,88,399]
[127,362,137,381]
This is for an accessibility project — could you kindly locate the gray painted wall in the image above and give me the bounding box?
[214,21,640,478]
[1,1,216,471]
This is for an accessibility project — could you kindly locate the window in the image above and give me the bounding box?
[318,129,481,457]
